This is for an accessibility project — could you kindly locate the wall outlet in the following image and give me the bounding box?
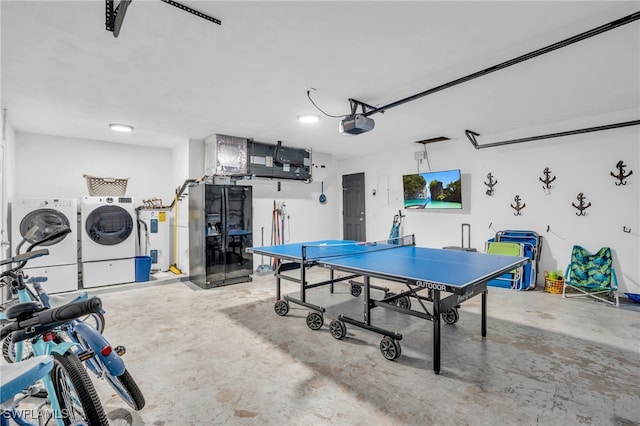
[414,151,427,160]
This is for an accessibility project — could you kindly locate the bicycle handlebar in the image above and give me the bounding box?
[39,297,102,325]
[26,227,72,252]
[0,249,50,268]
[0,297,103,341]
[0,226,73,280]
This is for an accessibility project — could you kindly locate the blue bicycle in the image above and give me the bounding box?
[3,227,145,412]
[0,252,107,425]
[1,355,54,425]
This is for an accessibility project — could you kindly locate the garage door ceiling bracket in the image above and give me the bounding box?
[360,11,640,118]
[105,0,132,37]
[106,0,221,38]
[465,120,640,150]
[348,98,383,115]
[159,0,221,26]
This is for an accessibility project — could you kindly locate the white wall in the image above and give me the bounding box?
[245,151,340,246]
[8,128,637,298]
[7,133,339,276]
[12,132,186,275]
[1,115,17,260]
[169,139,191,273]
[337,126,640,295]
[187,147,340,271]
[14,132,176,204]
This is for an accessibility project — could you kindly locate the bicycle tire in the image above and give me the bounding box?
[73,332,145,410]
[2,333,33,363]
[51,351,109,426]
[80,312,106,334]
[105,368,146,410]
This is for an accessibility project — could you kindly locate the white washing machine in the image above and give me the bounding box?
[138,209,171,272]
[11,198,79,293]
[81,196,136,288]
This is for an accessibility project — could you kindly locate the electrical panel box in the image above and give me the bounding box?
[247,141,311,181]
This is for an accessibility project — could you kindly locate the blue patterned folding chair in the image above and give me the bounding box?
[562,245,619,306]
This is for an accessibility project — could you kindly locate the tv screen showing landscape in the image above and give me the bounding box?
[403,169,462,209]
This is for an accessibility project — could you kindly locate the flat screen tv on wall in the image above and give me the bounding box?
[403,169,462,209]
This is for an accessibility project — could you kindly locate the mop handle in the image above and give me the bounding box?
[260,227,265,263]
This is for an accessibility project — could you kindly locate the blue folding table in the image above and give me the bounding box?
[248,235,529,374]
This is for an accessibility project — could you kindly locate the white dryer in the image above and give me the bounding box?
[11,198,79,294]
[81,196,136,288]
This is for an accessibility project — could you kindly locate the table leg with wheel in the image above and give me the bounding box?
[363,276,371,326]
[482,290,487,337]
[433,289,441,375]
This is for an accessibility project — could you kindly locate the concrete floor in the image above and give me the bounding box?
[57,270,640,425]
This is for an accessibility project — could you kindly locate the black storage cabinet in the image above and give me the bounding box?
[189,183,253,288]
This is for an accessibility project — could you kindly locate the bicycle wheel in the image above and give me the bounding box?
[73,332,145,410]
[79,312,105,334]
[2,333,33,363]
[104,369,146,410]
[51,351,109,426]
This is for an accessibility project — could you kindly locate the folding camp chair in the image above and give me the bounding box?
[563,245,619,306]
[485,241,525,290]
[493,230,542,289]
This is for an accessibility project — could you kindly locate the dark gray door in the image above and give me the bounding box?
[342,173,366,241]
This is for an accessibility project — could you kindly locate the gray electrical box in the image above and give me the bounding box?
[247,141,311,181]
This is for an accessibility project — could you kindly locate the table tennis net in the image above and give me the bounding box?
[302,235,414,260]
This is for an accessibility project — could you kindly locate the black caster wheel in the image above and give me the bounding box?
[329,319,347,339]
[380,336,402,360]
[397,296,411,309]
[306,312,324,330]
[274,300,289,316]
[384,292,398,306]
[350,284,362,297]
[441,308,459,324]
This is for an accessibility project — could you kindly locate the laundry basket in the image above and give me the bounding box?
[83,174,129,196]
[544,271,564,294]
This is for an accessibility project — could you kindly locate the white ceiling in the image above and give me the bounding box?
[2,1,639,159]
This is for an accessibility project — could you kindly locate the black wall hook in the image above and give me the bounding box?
[484,172,498,195]
[539,167,556,190]
[610,161,633,185]
[572,192,591,216]
[510,195,526,216]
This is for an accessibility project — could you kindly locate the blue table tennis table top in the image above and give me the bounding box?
[250,240,529,290]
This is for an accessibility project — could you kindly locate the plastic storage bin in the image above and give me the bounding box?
[135,256,152,282]
[544,271,564,294]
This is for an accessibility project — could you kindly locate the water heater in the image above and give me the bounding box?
[139,209,170,272]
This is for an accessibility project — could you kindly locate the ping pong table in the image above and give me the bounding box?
[248,235,529,374]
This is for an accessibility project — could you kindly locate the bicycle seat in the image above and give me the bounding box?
[0,355,53,405]
[48,292,87,308]
[5,301,41,320]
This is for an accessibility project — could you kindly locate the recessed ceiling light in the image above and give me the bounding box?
[297,114,320,124]
[109,123,134,132]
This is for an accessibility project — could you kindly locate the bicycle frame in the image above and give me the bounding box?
[7,225,144,413]
[7,277,82,426]
[31,283,125,378]
[0,355,54,426]
[66,321,125,377]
